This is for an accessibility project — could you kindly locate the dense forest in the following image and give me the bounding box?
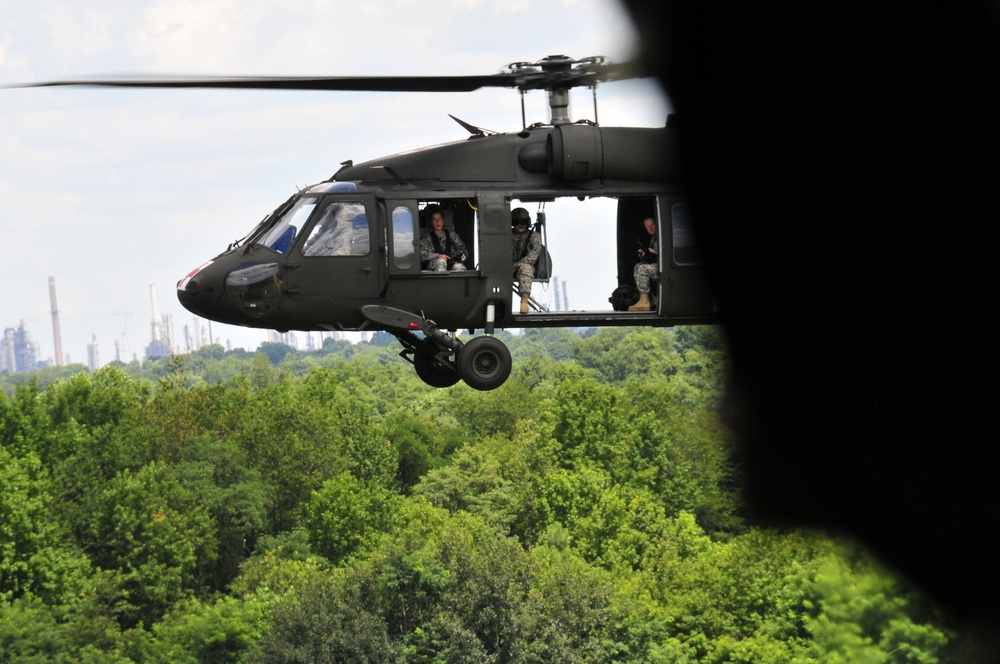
[0,327,968,662]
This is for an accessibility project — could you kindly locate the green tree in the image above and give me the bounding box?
[297,473,400,564]
[363,503,533,662]
[246,570,400,664]
[386,413,459,490]
[623,376,743,533]
[257,342,294,366]
[445,377,535,440]
[229,378,353,533]
[0,596,74,662]
[413,445,518,532]
[174,437,271,591]
[150,596,270,664]
[801,550,949,663]
[0,447,90,605]
[88,462,217,628]
[511,540,635,663]
[572,328,682,383]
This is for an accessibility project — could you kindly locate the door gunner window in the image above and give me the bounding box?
[302,201,370,256]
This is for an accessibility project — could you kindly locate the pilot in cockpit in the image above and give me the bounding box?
[303,203,362,256]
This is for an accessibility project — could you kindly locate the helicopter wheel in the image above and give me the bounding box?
[413,347,461,388]
[457,336,512,391]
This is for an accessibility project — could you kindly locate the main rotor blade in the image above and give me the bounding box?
[7,74,520,93]
[4,58,651,94]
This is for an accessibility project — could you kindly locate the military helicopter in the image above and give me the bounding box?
[16,55,719,390]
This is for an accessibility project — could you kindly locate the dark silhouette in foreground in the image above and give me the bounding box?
[618,1,998,654]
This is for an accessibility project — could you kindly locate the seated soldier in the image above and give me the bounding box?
[629,216,658,311]
[420,209,467,271]
[511,207,541,313]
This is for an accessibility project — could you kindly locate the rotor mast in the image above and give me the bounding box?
[541,56,573,125]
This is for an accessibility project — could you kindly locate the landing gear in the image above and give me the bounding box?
[457,336,512,391]
[413,344,461,388]
[360,305,512,391]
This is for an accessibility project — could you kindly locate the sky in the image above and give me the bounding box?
[0,0,670,367]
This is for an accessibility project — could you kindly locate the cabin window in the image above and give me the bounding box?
[417,199,477,271]
[301,201,370,257]
[671,203,701,265]
[391,206,416,269]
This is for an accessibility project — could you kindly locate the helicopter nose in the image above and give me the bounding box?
[178,251,285,326]
[177,254,236,320]
[177,262,212,297]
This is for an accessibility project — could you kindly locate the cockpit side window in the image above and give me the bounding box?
[301,201,370,257]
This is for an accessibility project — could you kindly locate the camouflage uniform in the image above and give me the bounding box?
[304,219,356,256]
[512,229,542,294]
[420,229,467,271]
[633,233,659,293]
[302,203,368,257]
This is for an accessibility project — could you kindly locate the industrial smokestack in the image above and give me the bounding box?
[149,284,161,342]
[48,277,64,366]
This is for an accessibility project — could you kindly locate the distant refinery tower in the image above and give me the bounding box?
[145,285,171,359]
[1,322,40,372]
[150,284,161,344]
[49,277,64,366]
[87,334,99,371]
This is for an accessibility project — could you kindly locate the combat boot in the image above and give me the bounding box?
[628,293,651,311]
[520,293,530,314]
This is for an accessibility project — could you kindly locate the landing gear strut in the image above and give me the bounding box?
[361,304,512,391]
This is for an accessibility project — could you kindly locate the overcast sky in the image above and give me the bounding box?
[0,0,670,366]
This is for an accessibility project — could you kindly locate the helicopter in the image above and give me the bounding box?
[16,55,719,390]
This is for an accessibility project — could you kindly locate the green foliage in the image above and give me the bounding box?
[246,570,401,664]
[445,377,535,439]
[88,462,218,628]
[413,445,518,532]
[150,596,270,664]
[0,595,74,662]
[512,541,638,662]
[257,341,294,366]
[572,328,682,383]
[386,413,460,489]
[358,502,534,662]
[0,327,960,661]
[173,438,271,590]
[800,549,950,663]
[297,473,401,564]
[0,363,92,399]
[0,447,90,605]
[1,381,56,460]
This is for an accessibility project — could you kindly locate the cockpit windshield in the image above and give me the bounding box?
[256,196,318,254]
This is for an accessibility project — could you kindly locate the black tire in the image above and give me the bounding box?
[457,336,512,391]
[414,348,460,388]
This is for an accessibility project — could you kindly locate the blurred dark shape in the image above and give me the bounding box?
[617,0,998,651]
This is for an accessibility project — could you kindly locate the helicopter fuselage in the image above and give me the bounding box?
[176,121,718,388]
